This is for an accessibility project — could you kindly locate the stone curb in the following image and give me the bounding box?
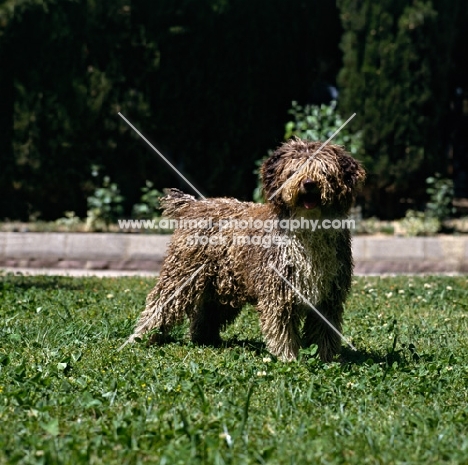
[0,232,467,274]
[353,236,468,274]
[0,232,171,271]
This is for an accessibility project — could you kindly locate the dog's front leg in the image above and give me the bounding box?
[303,302,343,362]
[258,303,301,362]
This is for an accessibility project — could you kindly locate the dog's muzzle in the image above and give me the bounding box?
[298,179,321,210]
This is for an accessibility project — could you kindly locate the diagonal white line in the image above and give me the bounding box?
[308,112,357,159]
[118,263,206,351]
[118,112,206,199]
[268,112,356,201]
[268,263,356,351]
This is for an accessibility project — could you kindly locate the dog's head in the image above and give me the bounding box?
[261,137,365,216]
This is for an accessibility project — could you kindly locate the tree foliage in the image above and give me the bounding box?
[2,0,467,220]
[337,0,465,218]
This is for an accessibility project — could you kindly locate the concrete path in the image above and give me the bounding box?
[1,232,468,275]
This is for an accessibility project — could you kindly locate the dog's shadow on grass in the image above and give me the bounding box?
[221,340,415,366]
[145,334,267,356]
[221,337,266,356]
[147,334,421,368]
[340,346,419,366]
[341,347,392,364]
[220,340,411,367]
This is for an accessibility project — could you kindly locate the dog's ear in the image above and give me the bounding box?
[340,153,365,193]
[327,148,365,215]
[261,150,284,205]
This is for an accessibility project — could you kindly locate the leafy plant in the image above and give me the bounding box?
[354,216,395,236]
[398,174,454,236]
[399,209,440,236]
[86,166,124,231]
[132,181,163,219]
[55,211,82,231]
[425,173,455,221]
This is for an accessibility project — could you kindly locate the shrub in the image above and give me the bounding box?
[86,167,124,231]
[425,173,455,222]
[399,209,440,236]
[132,181,163,219]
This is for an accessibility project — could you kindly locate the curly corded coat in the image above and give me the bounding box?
[126,138,365,362]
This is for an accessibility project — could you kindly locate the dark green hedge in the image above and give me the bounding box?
[0,0,342,220]
[337,0,468,218]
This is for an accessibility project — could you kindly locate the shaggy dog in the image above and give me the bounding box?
[126,138,365,361]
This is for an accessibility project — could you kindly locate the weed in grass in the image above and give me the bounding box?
[0,274,468,463]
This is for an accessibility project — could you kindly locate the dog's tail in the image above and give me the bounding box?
[160,188,197,218]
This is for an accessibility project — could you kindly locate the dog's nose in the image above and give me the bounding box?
[303,179,316,190]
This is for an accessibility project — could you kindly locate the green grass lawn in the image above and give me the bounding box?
[1,273,467,464]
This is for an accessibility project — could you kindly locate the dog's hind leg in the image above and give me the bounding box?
[128,290,184,345]
[190,296,241,346]
[128,266,203,344]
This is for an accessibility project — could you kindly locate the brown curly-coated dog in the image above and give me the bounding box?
[126,138,365,361]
